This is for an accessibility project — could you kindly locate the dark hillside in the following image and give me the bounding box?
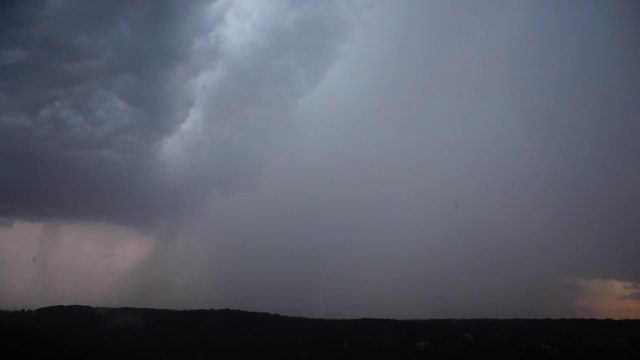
[1,306,639,359]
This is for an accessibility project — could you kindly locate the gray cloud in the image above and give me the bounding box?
[1,1,639,319]
[620,291,640,302]
[624,282,640,291]
[152,0,638,318]
[0,0,214,227]
[0,0,355,229]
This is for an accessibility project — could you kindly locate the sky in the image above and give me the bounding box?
[1,0,639,319]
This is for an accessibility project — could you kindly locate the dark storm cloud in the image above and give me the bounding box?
[2,1,639,319]
[0,0,355,228]
[0,0,215,227]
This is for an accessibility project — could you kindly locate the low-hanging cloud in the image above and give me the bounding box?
[0,0,357,229]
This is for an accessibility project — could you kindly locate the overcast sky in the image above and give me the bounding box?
[1,0,639,319]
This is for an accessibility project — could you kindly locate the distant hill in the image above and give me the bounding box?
[1,306,639,359]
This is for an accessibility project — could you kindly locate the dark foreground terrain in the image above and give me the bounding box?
[1,306,639,359]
